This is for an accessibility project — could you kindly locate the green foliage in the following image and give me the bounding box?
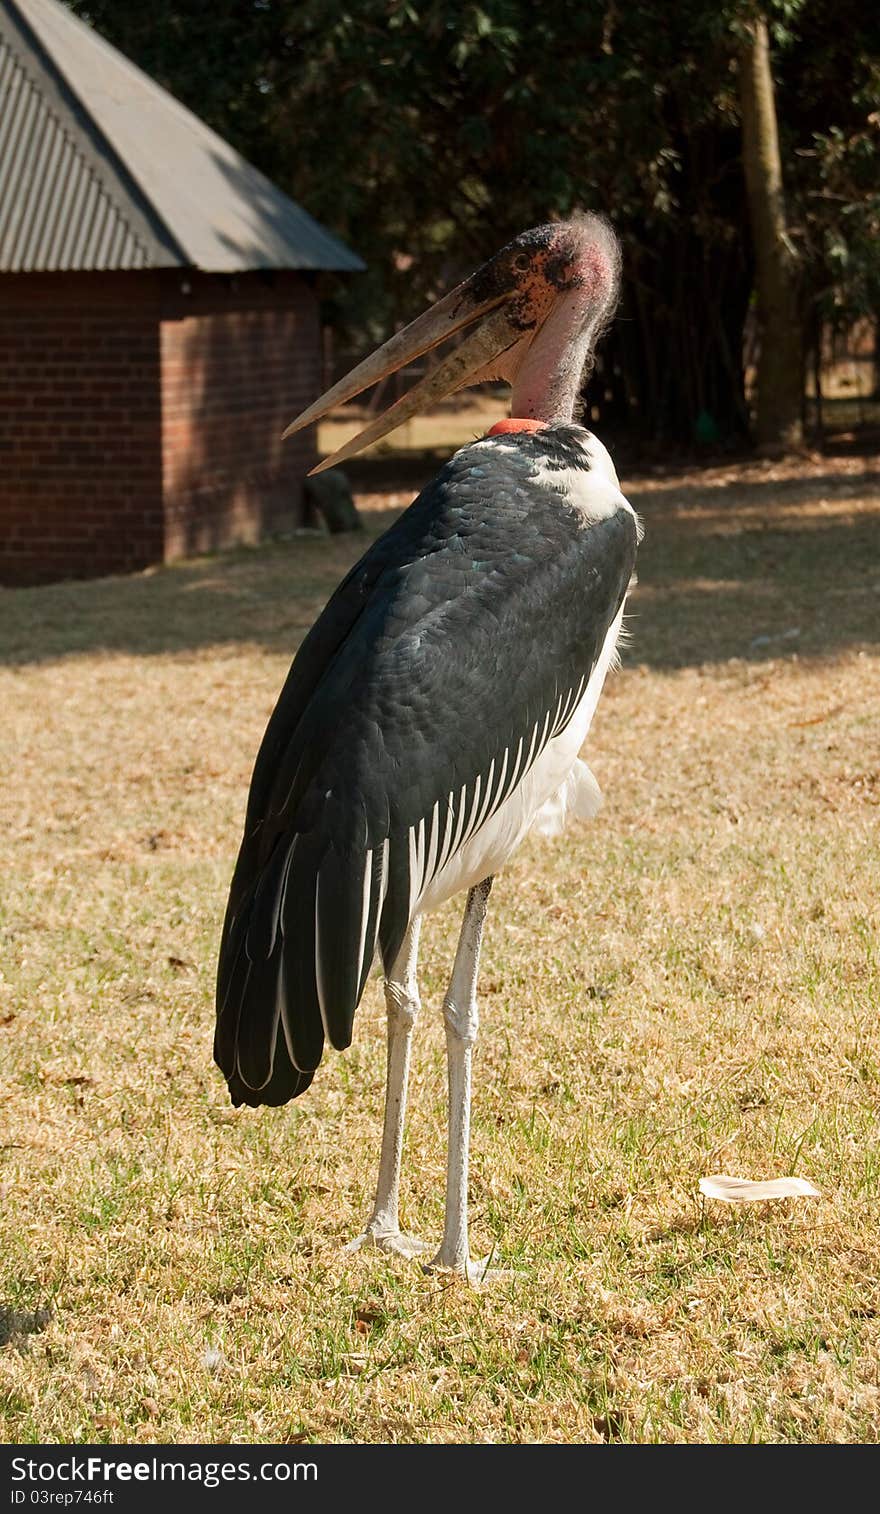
[66,0,880,441]
[779,2,880,325]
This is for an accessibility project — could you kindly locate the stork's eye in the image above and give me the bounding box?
[512,252,531,272]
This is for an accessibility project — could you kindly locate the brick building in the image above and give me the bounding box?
[0,0,363,585]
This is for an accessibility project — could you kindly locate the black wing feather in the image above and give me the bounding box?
[215,425,638,1107]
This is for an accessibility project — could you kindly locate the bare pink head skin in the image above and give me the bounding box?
[504,215,621,423]
[282,212,621,474]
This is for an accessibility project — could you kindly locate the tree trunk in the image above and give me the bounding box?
[738,15,804,451]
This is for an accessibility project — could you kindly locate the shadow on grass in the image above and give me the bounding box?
[630,466,880,513]
[0,462,877,670]
[0,1303,52,1349]
[626,471,880,669]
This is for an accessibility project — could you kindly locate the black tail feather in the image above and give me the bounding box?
[279,839,326,1073]
[215,823,392,1108]
[314,843,377,1051]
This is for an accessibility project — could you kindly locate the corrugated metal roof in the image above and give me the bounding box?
[0,31,152,270]
[0,0,364,274]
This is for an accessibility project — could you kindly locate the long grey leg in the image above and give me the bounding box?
[347,916,426,1258]
[427,878,493,1280]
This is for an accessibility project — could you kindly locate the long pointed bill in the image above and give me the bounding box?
[306,307,522,474]
[282,278,505,444]
[282,263,534,472]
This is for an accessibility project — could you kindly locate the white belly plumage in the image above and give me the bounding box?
[417,603,625,915]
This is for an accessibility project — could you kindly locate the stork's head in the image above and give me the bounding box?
[285,214,621,474]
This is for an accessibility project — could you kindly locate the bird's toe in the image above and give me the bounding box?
[345,1228,429,1260]
[423,1250,523,1286]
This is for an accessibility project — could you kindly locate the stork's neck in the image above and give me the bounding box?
[510,286,601,425]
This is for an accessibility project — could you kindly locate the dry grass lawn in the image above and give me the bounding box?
[1,427,878,1444]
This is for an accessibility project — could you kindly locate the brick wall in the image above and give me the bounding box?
[160,274,319,559]
[0,273,164,585]
[0,270,321,585]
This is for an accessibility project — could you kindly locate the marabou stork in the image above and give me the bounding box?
[215,214,641,1281]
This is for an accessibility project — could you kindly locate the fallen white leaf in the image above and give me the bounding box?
[699,1174,821,1203]
[200,1347,229,1372]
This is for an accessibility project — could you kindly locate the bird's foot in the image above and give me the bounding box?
[423,1249,519,1286]
[345,1225,429,1260]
